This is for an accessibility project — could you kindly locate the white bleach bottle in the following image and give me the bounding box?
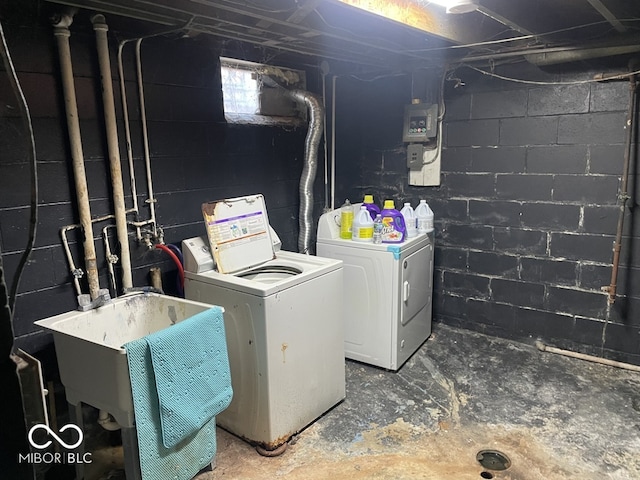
[415,199,434,234]
[400,202,418,238]
[351,205,374,242]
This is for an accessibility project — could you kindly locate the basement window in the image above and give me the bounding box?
[220,57,307,126]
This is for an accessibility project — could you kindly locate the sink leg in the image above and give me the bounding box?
[121,426,142,480]
[68,402,85,480]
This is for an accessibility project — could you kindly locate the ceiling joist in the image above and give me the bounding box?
[43,0,640,71]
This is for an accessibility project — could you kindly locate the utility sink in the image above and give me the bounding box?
[35,293,215,427]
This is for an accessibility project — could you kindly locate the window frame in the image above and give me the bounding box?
[220,57,307,126]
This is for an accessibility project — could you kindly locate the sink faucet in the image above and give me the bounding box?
[77,289,112,311]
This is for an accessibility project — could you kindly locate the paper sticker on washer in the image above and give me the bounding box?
[202,194,275,273]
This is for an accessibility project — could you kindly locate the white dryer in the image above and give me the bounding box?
[317,207,434,371]
[182,195,345,453]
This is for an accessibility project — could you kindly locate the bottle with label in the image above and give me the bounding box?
[380,200,406,243]
[352,205,374,242]
[415,199,434,234]
[373,214,383,244]
[362,194,381,220]
[340,199,354,240]
[400,202,418,238]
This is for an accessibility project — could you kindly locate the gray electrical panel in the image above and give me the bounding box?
[402,103,438,143]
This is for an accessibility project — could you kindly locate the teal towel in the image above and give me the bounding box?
[124,306,232,480]
[147,307,233,448]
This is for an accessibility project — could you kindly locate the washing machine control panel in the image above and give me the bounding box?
[182,237,214,273]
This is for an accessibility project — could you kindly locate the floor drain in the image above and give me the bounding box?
[476,449,511,471]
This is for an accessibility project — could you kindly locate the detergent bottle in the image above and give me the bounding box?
[351,206,374,242]
[400,202,418,238]
[340,199,354,240]
[380,200,406,243]
[362,194,381,220]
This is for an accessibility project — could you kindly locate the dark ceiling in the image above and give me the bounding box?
[42,0,640,73]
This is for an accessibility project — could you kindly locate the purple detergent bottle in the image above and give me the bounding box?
[363,194,381,220]
[380,199,406,243]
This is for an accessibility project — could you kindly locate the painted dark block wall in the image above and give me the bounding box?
[3,3,639,371]
[335,65,640,365]
[0,5,314,355]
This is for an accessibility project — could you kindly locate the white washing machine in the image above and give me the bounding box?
[316,207,433,371]
[182,195,345,452]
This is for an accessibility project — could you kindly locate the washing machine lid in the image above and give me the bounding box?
[202,194,275,274]
[185,251,342,297]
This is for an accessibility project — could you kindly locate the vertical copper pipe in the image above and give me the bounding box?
[607,74,637,304]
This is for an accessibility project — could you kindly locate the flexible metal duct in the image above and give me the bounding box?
[286,89,324,254]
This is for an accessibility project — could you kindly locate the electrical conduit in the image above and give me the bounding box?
[52,13,101,300]
[91,14,133,291]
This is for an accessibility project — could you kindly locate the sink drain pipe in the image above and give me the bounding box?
[97,409,120,431]
[52,12,101,301]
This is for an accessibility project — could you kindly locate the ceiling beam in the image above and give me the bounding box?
[476,5,534,36]
[44,0,434,69]
[585,0,627,33]
[286,0,325,24]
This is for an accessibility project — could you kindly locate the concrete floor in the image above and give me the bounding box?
[89,323,640,480]
[200,324,640,480]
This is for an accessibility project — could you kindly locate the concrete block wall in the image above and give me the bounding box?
[0,6,310,354]
[3,3,639,368]
[336,64,640,365]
